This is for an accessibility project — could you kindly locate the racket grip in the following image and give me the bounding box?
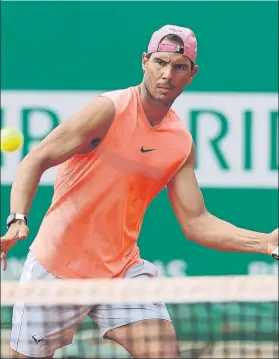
[271,246,279,261]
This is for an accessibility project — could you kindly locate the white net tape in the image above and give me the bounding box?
[1,275,278,305]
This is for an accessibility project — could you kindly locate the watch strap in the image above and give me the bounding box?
[271,246,278,261]
[6,213,28,229]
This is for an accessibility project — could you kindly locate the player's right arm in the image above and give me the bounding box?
[0,96,115,270]
[167,143,278,259]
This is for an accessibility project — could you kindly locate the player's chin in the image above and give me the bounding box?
[153,92,173,104]
[154,93,175,105]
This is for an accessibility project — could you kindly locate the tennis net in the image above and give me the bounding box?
[1,275,278,358]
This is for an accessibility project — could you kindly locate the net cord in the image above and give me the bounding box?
[1,275,278,306]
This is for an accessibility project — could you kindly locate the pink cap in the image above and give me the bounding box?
[147,24,197,63]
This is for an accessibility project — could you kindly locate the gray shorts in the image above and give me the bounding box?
[10,251,171,357]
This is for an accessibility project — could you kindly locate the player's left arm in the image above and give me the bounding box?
[167,143,278,257]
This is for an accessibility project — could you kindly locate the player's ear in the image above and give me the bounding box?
[188,64,199,84]
[142,52,148,72]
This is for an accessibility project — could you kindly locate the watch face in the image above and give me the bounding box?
[7,214,15,226]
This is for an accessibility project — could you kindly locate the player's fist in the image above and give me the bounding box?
[267,228,278,261]
[0,220,29,271]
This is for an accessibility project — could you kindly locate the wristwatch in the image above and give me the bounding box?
[271,247,279,262]
[6,213,28,229]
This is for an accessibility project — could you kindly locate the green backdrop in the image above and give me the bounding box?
[1,1,278,279]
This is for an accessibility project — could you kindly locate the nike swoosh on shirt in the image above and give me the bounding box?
[140,147,156,153]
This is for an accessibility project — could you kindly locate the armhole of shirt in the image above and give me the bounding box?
[98,88,131,118]
[74,89,132,159]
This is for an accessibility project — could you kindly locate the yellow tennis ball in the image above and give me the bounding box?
[1,127,24,152]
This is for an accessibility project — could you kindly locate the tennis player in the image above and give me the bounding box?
[1,24,278,359]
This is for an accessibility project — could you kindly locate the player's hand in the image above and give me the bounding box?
[0,220,29,271]
[267,228,279,261]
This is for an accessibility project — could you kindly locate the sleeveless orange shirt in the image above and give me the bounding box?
[30,86,192,279]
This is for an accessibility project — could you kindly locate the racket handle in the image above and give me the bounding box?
[271,246,279,261]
